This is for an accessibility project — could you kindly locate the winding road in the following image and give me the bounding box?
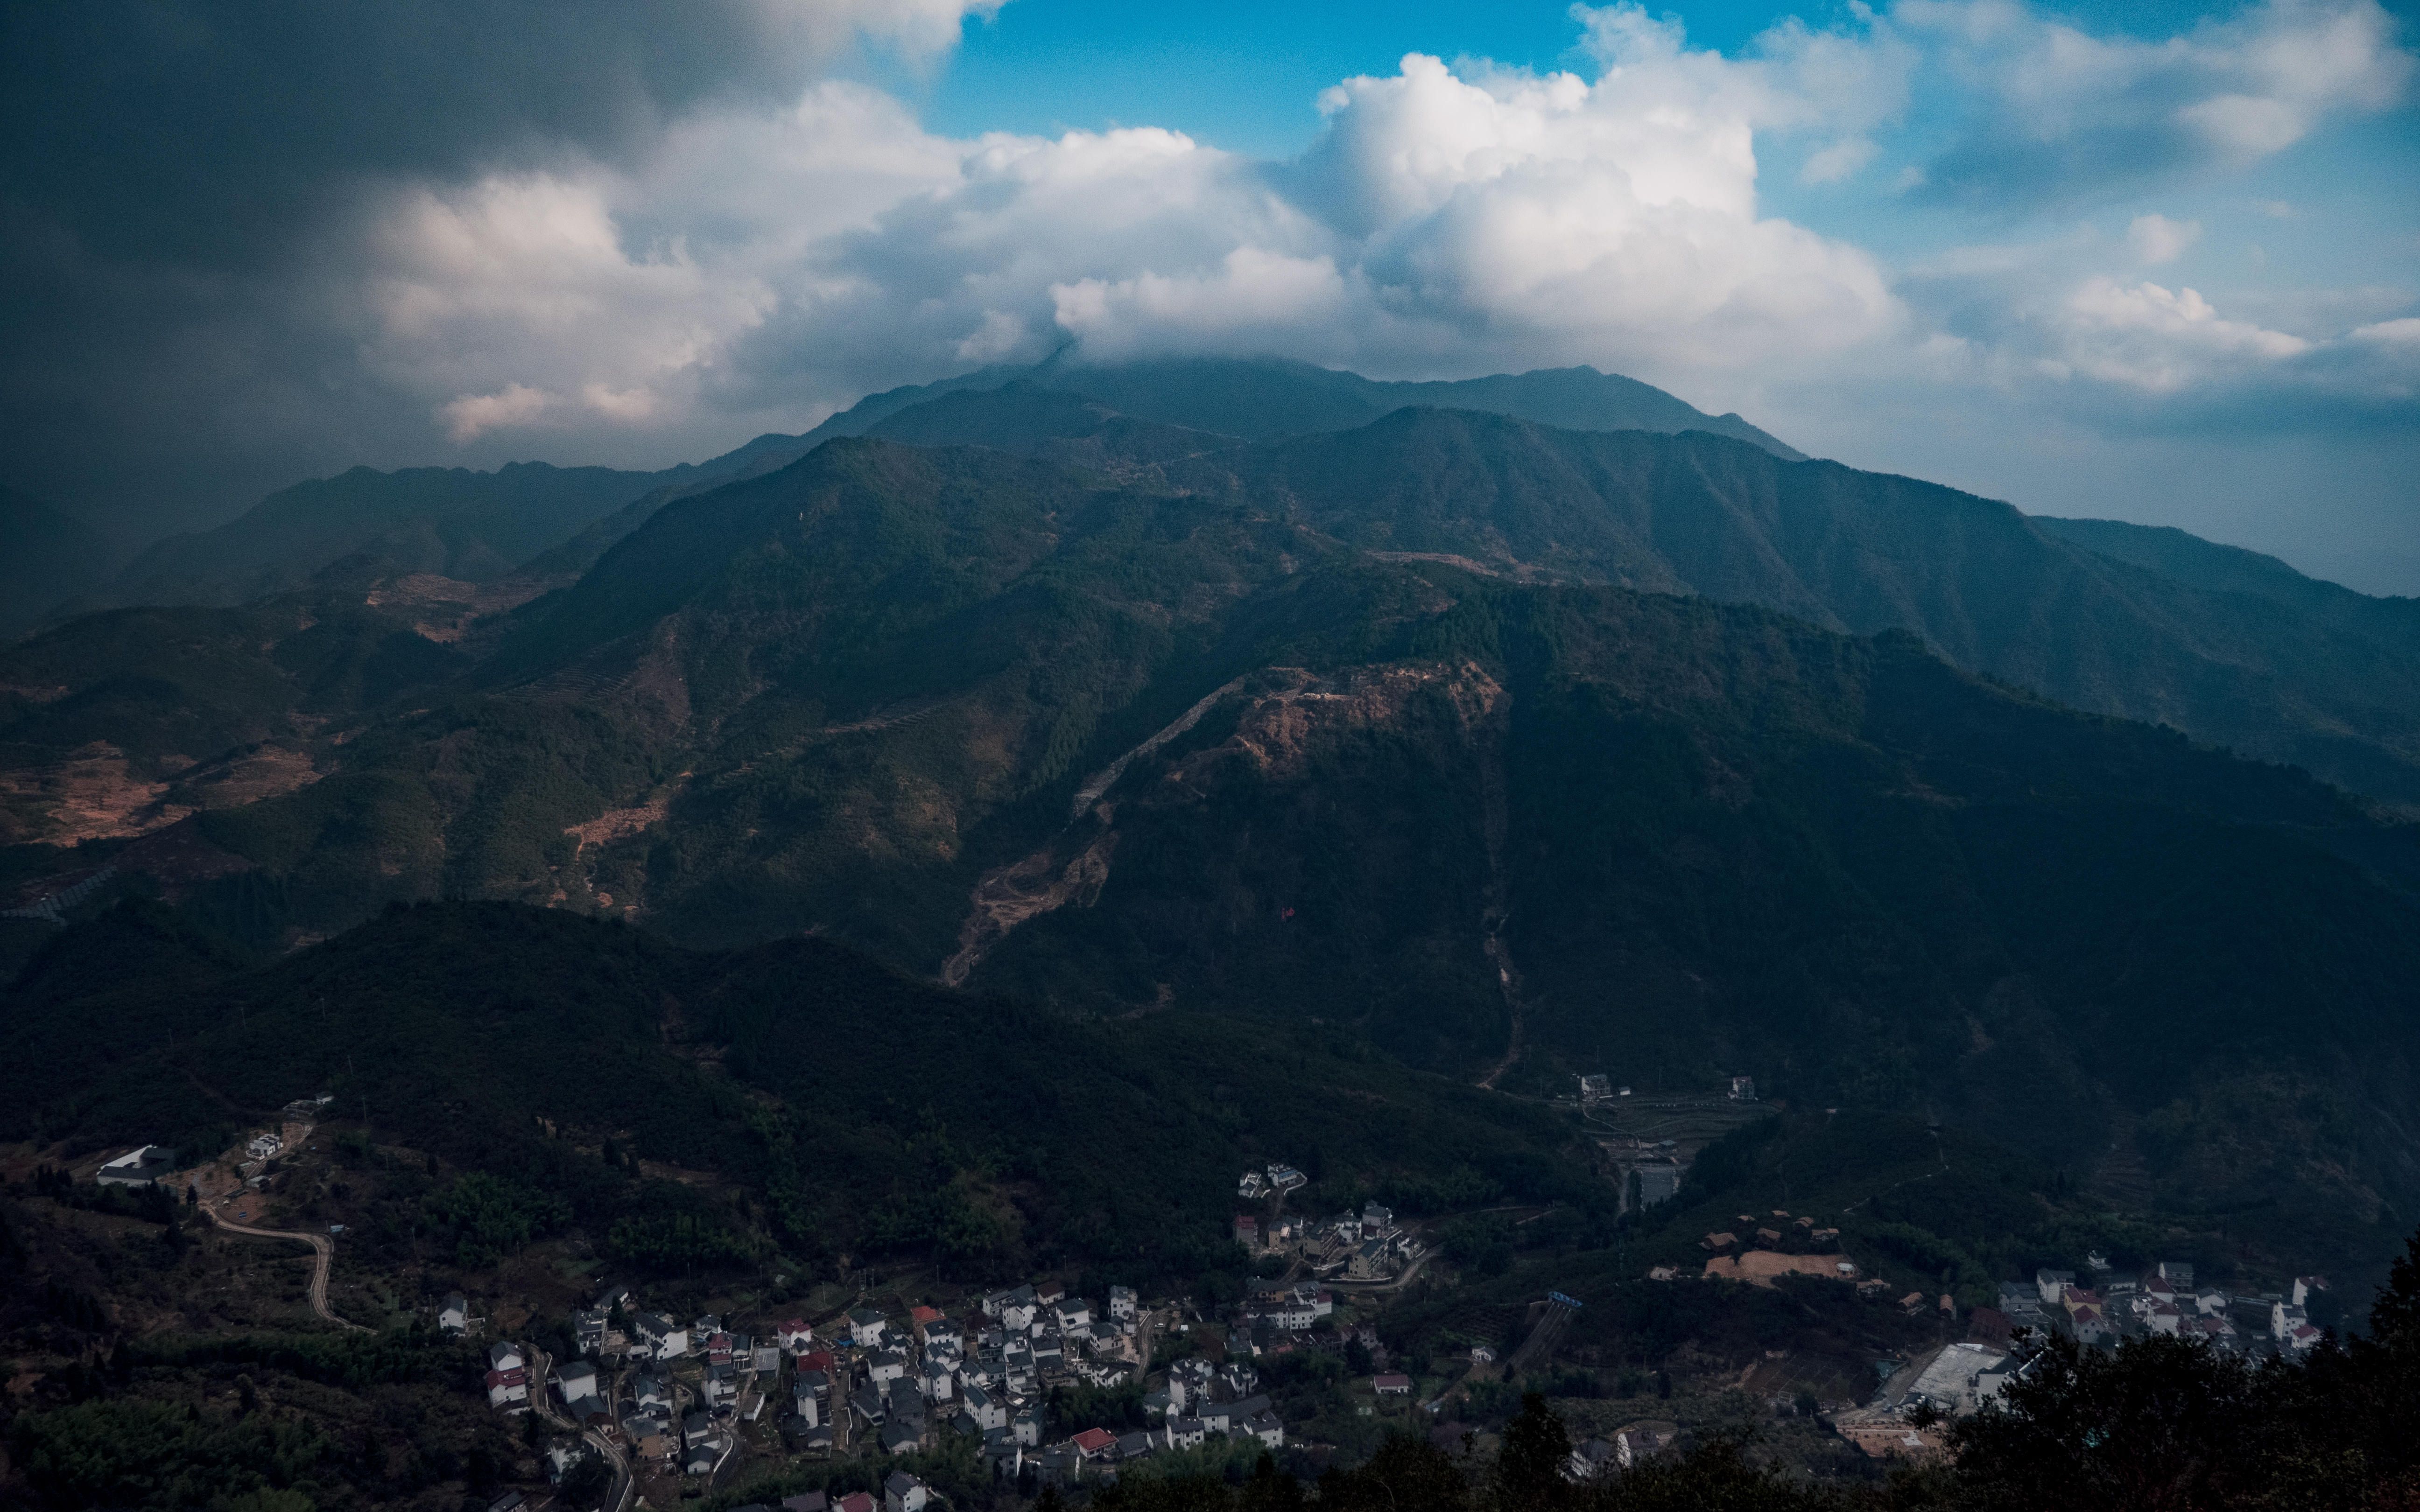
[530,1344,637,1512]
[204,1202,370,1333]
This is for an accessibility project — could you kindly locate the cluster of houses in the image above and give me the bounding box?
[468,1274,1291,1491]
[1699,1210,1842,1256]
[1236,1163,1307,1202]
[1236,1200,1424,1284]
[1987,1262,2327,1357]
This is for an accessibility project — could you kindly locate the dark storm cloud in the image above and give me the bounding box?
[1,2,900,269]
[0,0,969,536]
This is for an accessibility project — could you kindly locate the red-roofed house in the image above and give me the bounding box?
[485,1367,529,1409]
[839,1492,877,1512]
[1072,1428,1117,1459]
[1373,1373,1412,1395]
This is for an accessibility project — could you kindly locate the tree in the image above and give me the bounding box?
[560,1452,613,1510]
[1491,1393,1570,1512]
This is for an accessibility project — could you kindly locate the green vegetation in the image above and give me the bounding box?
[0,898,1599,1285]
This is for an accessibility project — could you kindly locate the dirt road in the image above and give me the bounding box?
[204,1202,370,1333]
[530,1345,636,1512]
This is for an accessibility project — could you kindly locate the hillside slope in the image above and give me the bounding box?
[0,899,1590,1277]
[1183,410,2420,805]
[93,461,680,610]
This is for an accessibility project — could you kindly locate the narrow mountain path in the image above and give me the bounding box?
[941,674,1252,985]
[204,1202,369,1332]
[530,1344,636,1512]
[1067,675,1250,819]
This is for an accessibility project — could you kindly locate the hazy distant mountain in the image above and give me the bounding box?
[65,358,1801,612]
[0,484,116,634]
[2035,515,2420,659]
[483,358,1804,584]
[96,460,694,610]
[789,353,1805,457]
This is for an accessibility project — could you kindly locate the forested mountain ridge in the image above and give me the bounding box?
[7,407,2420,1287]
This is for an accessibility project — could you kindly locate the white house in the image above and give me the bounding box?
[246,1133,283,1162]
[884,1472,930,1512]
[490,1341,526,1374]
[485,1367,530,1410]
[1108,1286,1137,1324]
[439,1295,470,1334]
[2036,1269,2075,1306]
[634,1314,688,1361]
[921,1359,955,1401]
[556,1360,599,1407]
[850,1308,889,1348]
[1242,1412,1285,1448]
[961,1382,1006,1431]
[778,1318,815,1353]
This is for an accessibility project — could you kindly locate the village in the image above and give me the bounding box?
[71,1106,2353,1505]
[440,1162,1445,1512]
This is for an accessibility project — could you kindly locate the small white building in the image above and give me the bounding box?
[1108,1286,1137,1323]
[849,1308,888,1348]
[246,1133,283,1162]
[439,1294,471,1334]
[961,1382,1005,1431]
[885,1472,930,1512]
[486,1367,530,1410]
[633,1314,689,1361]
[556,1359,599,1407]
[921,1359,955,1401]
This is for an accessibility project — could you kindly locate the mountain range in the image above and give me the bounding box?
[7,357,2420,1284]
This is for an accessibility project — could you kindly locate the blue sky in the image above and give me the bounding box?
[905,0,2420,588]
[5,0,2415,589]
